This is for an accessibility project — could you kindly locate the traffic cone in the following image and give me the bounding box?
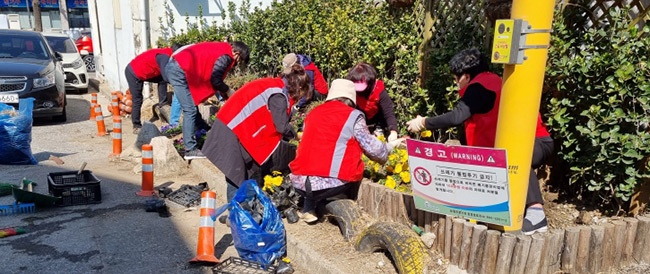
[90,93,97,105]
[110,116,122,157]
[89,103,97,121]
[137,144,154,196]
[111,92,120,118]
[89,93,98,121]
[95,104,107,136]
[190,190,220,264]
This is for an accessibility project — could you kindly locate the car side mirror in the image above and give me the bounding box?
[79,50,89,55]
[54,52,63,62]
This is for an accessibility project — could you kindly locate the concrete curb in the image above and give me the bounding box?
[189,159,349,274]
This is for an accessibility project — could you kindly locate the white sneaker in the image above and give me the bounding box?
[301,210,318,224]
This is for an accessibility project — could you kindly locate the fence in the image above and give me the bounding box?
[356,180,650,273]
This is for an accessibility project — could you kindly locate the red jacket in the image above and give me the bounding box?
[356,80,385,119]
[460,72,550,147]
[304,62,328,95]
[217,78,289,165]
[130,48,172,80]
[290,100,365,182]
[173,42,234,105]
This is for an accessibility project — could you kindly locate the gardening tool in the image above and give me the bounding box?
[12,178,60,208]
[0,183,19,197]
[0,202,35,216]
[78,162,87,175]
[0,227,26,238]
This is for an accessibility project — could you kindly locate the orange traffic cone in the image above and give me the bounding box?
[110,116,122,157]
[111,92,120,118]
[89,93,98,121]
[89,103,97,121]
[190,190,220,264]
[95,104,107,136]
[137,144,154,196]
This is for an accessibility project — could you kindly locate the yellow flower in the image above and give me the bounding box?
[385,176,396,189]
[399,149,408,162]
[400,171,411,183]
[272,176,283,187]
[377,135,386,143]
[272,171,282,176]
[394,163,403,174]
[388,153,397,162]
[373,163,381,173]
[263,175,275,192]
[420,130,432,138]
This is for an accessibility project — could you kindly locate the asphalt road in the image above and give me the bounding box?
[0,90,239,274]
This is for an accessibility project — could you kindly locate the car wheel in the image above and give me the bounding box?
[53,100,67,123]
[83,55,95,72]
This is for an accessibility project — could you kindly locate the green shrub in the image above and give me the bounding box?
[545,8,650,211]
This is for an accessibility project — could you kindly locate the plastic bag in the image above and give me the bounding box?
[212,180,286,268]
[0,98,37,165]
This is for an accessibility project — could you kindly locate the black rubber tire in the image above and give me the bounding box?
[52,98,67,123]
[355,222,427,274]
[325,199,365,241]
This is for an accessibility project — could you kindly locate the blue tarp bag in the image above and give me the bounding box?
[0,98,37,165]
[212,180,286,268]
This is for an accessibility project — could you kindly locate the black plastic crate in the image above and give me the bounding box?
[47,170,102,206]
[213,257,276,274]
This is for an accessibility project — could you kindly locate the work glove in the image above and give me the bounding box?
[388,131,398,142]
[406,115,426,133]
[386,137,407,153]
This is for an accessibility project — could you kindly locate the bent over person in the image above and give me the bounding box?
[125,46,177,133]
[289,79,405,223]
[202,64,311,202]
[406,48,554,235]
[165,41,249,159]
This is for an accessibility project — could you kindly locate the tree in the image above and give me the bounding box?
[32,0,42,32]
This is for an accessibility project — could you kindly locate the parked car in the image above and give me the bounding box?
[75,32,94,72]
[0,29,66,122]
[43,32,89,93]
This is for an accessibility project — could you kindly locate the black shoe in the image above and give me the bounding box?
[218,215,230,228]
[522,217,548,235]
[183,149,206,160]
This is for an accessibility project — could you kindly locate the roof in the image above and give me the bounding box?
[0,29,42,37]
[41,32,69,38]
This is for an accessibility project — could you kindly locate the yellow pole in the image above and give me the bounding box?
[495,0,556,232]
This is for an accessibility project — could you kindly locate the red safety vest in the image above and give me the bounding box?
[130,48,172,80]
[460,72,550,147]
[304,62,329,96]
[356,80,384,119]
[290,100,365,182]
[217,78,290,165]
[172,42,234,105]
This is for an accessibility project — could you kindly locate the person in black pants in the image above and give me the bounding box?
[406,48,554,235]
[124,44,181,133]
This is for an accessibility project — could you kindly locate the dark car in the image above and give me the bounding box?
[0,29,66,122]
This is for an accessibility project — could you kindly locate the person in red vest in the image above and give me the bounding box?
[124,45,180,133]
[345,62,400,143]
[406,48,554,235]
[165,41,250,159]
[282,53,328,108]
[201,64,311,203]
[289,79,406,223]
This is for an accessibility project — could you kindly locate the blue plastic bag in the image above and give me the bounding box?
[0,98,37,165]
[212,180,286,268]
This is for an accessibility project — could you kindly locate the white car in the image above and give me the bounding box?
[43,33,88,93]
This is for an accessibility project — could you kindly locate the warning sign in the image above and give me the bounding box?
[406,139,511,226]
